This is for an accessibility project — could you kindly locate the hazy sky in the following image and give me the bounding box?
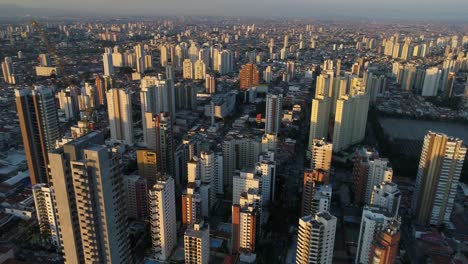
[2,0,468,20]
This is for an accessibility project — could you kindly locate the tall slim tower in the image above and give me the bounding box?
[2,57,16,84]
[32,184,60,247]
[149,177,177,261]
[16,86,60,184]
[135,44,146,73]
[145,112,175,177]
[49,132,131,264]
[107,88,133,144]
[355,206,394,264]
[412,131,466,226]
[265,94,282,135]
[295,212,337,264]
[232,189,261,254]
[308,95,331,147]
[102,48,114,76]
[136,149,160,186]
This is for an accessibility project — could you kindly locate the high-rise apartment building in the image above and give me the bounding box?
[355,206,395,264]
[135,44,146,73]
[16,86,60,184]
[149,177,177,261]
[183,59,193,79]
[107,88,133,144]
[370,182,401,219]
[332,85,370,152]
[232,190,261,254]
[182,180,209,227]
[302,181,332,217]
[310,139,333,171]
[145,112,175,177]
[205,74,216,94]
[160,45,169,67]
[233,171,261,205]
[194,60,206,80]
[49,132,131,264]
[368,222,401,264]
[123,175,148,220]
[421,67,441,96]
[32,184,60,247]
[140,75,176,139]
[295,212,337,264]
[102,49,114,76]
[308,95,331,146]
[412,131,466,226]
[2,57,16,84]
[265,94,282,135]
[136,149,161,186]
[353,148,393,205]
[184,220,210,264]
[239,63,260,90]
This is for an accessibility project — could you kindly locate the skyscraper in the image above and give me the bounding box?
[239,63,260,90]
[49,132,131,264]
[107,88,134,144]
[265,94,282,135]
[302,182,332,217]
[412,131,466,226]
[183,59,193,79]
[16,86,60,184]
[2,57,16,84]
[182,180,209,226]
[136,149,160,186]
[194,60,206,80]
[295,212,337,264]
[123,174,148,220]
[307,95,331,146]
[149,177,177,261]
[145,112,175,177]
[205,74,216,94]
[218,50,233,75]
[160,45,169,67]
[301,169,330,216]
[421,67,441,96]
[232,189,261,254]
[184,220,210,264]
[140,75,176,135]
[364,158,393,205]
[353,148,392,205]
[135,44,146,73]
[355,206,394,264]
[332,84,370,152]
[102,49,114,76]
[32,184,60,247]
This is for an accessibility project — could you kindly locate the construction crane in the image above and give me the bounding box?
[31,20,74,87]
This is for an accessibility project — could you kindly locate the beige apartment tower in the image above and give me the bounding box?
[412,131,466,226]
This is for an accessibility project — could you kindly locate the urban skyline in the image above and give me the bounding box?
[0,6,467,264]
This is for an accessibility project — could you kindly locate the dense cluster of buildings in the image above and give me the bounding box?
[0,14,467,264]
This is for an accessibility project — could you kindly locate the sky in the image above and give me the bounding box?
[1,0,468,21]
